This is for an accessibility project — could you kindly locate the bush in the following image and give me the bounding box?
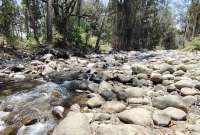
[187,36,200,50]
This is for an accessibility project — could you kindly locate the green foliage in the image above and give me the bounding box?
[187,37,200,50]
[0,0,17,37]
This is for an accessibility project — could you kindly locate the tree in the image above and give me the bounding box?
[47,0,53,43]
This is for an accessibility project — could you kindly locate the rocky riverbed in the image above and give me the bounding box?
[1,50,200,135]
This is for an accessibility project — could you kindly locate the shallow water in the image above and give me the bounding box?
[0,78,88,135]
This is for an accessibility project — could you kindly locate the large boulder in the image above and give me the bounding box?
[52,112,91,135]
[92,124,154,135]
[152,95,187,112]
[175,80,196,89]
[118,108,152,126]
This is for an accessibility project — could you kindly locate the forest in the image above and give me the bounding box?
[0,0,197,52]
[1,0,200,135]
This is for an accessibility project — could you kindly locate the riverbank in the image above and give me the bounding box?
[0,50,200,134]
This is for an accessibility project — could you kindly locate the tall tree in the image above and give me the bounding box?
[46,0,53,42]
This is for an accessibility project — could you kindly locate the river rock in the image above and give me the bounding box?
[160,64,175,74]
[137,73,148,80]
[162,74,174,80]
[70,104,81,112]
[116,90,128,101]
[87,96,105,108]
[187,124,200,132]
[180,88,199,96]
[92,124,154,135]
[183,96,197,106]
[177,64,187,72]
[118,108,152,126]
[163,107,187,121]
[52,106,64,118]
[13,74,26,81]
[175,80,195,89]
[167,84,177,92]
[52,112,91,135]
[127,98,150,105]
[132,64,152,75]
[6,107,42,126]
[102,101,126,113]
[124,87,148,98]
[42,65,54,75]
[152,110,171,127]
[150,73,163,83]
[88,83,99,92]
[117,74,133,83]
[84,113,111,122]
[41,53,54,62]
[98,81,113,93]
[100,90,116,101]
[17,122,49,135]
[174,70,185,76]
[152,95,187,112]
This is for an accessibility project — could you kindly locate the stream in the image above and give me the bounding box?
[0,78,88,135]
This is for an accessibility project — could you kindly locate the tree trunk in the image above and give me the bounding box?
[95,17,105,53]
[47,0,53,43]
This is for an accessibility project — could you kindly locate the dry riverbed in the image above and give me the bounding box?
[0,50,200,135]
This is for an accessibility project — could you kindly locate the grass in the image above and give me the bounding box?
[185,36,200,50]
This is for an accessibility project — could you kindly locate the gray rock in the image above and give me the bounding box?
[167,84,177,92]
[117,74,133,83]
[160,64,175,74]
[124,87,148,98]
[13,74,26,80]
[163,107,187,121]
[127,98,150,105]
[174,70,185,76]
[116,90,128,101]
[187,124,200,132]
[52,106,64,118]
[70,104,81,112]
[195,82,200,90]
[102,101,126,113]
[162,74,174,80]
[137,73,148,80]
[118,108,152,126]
[183,96,197,106]
[88,83,99,92]
[177,64,187,72]
[150,73,163,83]
[84,113,111,122]
[180,88,199,96]
[98,81,113,93]
[162,80,174,86]
[92,124,154,135]
[42,65,54,75]
[41,53,54,62]
[153,110,171,127]
[132,64,152,75]
[87,96,105,108]
[152,95,187,112]
[52,112,91,135]
[175,80,195,89]
[100,90,116,101]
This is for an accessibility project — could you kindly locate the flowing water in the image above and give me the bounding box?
[0,78,88,135]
